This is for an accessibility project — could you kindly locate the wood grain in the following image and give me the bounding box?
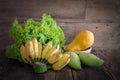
[0,0,120,80]
[72,68,113,80]
[44,70,55,80]
[0,22,120,50]
[0,0,86,20]
[0,49,120,80]
[55,67,73,80]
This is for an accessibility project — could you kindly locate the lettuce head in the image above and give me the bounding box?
[6,14,65,61]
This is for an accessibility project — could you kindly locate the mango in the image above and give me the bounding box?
[79,53,104,67]
[65,52,82,70]
[65,30,94,51]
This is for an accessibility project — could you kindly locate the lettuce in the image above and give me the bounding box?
[6,14,65,61]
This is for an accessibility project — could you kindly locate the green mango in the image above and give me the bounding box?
[65,52,82,70]
[79,53,104,67]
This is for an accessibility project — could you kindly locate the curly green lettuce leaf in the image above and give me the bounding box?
[6,44,23,61]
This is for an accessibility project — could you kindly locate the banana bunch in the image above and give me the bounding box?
[20,38,70,73]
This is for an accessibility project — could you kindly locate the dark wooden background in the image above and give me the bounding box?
[0,0,120,80]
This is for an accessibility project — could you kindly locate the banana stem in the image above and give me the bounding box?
[33,62,48,73]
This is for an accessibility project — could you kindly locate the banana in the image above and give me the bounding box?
[48,51,63,64]
[45,43,59,60]
[19,39,71,72]
[52,54,70,70]
[38,43,42,59]
[20,45,29,63]
[32,38,38,58]
[25,40,35,60]
[41,41,52,59]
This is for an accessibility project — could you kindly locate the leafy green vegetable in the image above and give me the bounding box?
[6,44,23,61]
[6,14,65,61]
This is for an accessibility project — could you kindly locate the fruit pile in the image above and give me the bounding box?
[65,52,104,70]
[6,14,104,73]
[20,38,70,73]
[64,30,104,70]
[19,30,104,73]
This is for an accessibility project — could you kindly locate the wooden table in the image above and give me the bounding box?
[0,0,120,80]
[0,49,120,80]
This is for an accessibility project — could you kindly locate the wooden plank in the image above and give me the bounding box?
[92,49,120,80]
[72,48,120,80]
[0,0,86,20]
[86,0,120,21]
[1,22,120,50]
[44,70,55,80]
[0,49,120,80]
[0,0,120,23]
[72,67,113,80]
[59,23,120,50]
[55,67,73,80]
[0,50,46,80]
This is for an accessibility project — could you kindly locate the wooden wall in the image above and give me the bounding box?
[0,0,120,50]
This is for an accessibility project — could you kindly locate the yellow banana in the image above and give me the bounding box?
[45,43,59,60]
[20,38,71,72]
[20,45,29,63]
[32,38,38,58]
[41,41,52,59]
[38,43,42,59]
[48,51,63,64]
[25,40,35,60]
[52,54,70,70]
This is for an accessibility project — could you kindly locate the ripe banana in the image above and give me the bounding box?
[45,43,59,60]
[20,38,70,73]
[41,41,52,59]
[48,51,63,64]
[32,38,38,58]
[25,40,35,60]
[20,45,31,63]
[52,54,70,70]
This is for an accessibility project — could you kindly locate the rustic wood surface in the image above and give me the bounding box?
[0,0,120,80]
[0,49,120,80]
